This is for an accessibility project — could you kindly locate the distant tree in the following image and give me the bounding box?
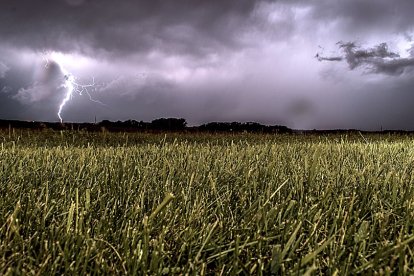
[151,118,187,131]
[99,120,112,126]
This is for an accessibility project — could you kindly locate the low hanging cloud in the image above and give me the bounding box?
[315,54,342,62]
[0,61,9,78]
[14,61,65,104]
[317,41,414,75]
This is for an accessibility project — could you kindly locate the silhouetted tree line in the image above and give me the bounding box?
[1,118,413,134]
[198,122,291,133]
[0,118,296,133]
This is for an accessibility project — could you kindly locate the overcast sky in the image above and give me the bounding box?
[1,0,414,129]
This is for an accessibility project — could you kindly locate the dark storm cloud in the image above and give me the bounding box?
[0,79,27,120]
[304,0,414,34]
[338,42,400,69]
[318,42,414,75]
[0,94,26,120]
[337,75,414,131]
[0,0,258,58]
[2,0,414,129]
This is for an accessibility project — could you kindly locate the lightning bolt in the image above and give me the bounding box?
[42,51,105,123]
[58,70,75,123]
[58,68,105,123]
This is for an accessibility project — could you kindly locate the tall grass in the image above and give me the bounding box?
[1,130,414,274]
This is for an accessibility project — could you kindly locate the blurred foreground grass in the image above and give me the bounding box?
[1,129,414,274]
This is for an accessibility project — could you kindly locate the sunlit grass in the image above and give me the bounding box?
[1,129,414,274]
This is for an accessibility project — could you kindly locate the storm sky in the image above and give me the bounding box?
[1,0,414,129]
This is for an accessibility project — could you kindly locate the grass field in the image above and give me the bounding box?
[2,129,414,274]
